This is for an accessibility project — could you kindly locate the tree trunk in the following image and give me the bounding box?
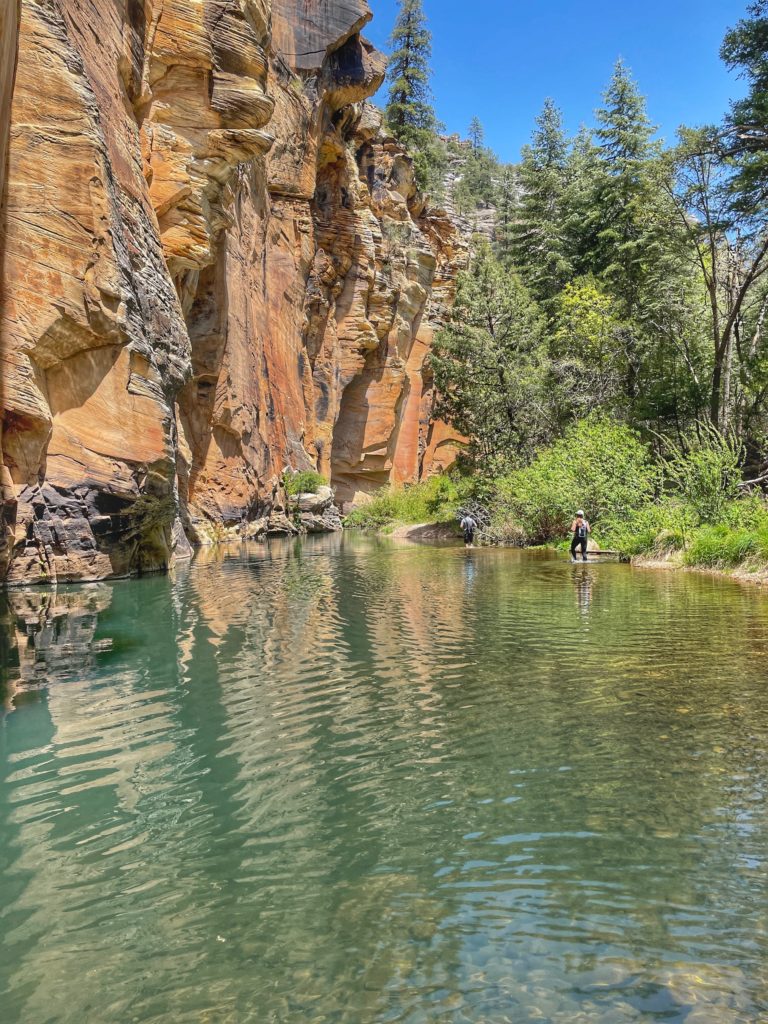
[710,349,723,430]
[722,331,734,432]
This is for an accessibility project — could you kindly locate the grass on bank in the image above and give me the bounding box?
[488,417,768,573]
[343,475,468,532]
[344,416,768,575]
[603,496,768,571]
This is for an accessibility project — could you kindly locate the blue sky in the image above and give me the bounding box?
[364,0,750,163]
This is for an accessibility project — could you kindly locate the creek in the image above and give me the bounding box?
[1,536,767,1022]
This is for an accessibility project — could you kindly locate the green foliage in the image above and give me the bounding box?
[717,492,768,530]
[492,417,657,543]
[597,486,768,569]
[721,1,768,214]
[430,244,550,470]
[592,62,671,403]
[508,99,573,302]
[563,126,602,276]
[666,122,768,430]
[413,132,448,198]
[453,130,499,215]
[661,428,743,523]
[493,165,518,263]
[385,0,444,193]
[602,501,694,559]
[385,0,434,132]
[549,277,624,422]
[683,526,761,568]
[284,470,328,496]
[344,476,466,529]
[468,116,484,151]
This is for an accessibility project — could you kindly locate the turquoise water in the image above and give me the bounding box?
[1,535,767,1023]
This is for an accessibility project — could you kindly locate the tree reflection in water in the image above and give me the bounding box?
[0,537,767,1022]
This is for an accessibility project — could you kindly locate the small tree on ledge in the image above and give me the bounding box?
[385,0,445,194]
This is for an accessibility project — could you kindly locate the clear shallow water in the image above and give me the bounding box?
[1,536,767,1024]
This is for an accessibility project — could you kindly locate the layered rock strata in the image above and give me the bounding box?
[0,0,467,584]
[0,0,22,573]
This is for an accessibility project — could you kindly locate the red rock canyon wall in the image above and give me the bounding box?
[0,0,467,583]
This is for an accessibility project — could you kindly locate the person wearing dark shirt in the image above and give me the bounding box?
[460,514,478,548]
[570,510,591,562]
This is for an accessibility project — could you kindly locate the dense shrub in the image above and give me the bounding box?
[602,501,693,559]
[602,493,768,568]
[284,470,327,496]
[715,492,768,531]
[662,429,743,524]
[493,417,656,542]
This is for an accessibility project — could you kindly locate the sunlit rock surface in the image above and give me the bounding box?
[0,0,467,582]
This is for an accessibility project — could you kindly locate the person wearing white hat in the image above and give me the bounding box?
[570,510,591,562]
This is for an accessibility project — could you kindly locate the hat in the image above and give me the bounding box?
[576,510,585,517]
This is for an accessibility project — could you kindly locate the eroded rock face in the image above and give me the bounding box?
[1,0,467,583]
[329,107,468,504]
[1,0,22,573]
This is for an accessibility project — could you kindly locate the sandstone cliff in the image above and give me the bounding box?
[0,0,467,584]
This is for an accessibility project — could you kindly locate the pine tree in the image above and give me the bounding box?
[509,99,572,303]
[494,166,519,264]
[721,0,768,213]
[593,61,656,299]
[454,146,498,215]
[562,125,602,277]
[593,61,662,400]
[385,0,444,192]
[430,244,551,468]
[469,116,485,151]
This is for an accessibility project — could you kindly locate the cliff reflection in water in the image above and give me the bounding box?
[0,535,767,1023]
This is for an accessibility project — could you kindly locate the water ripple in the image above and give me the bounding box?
[1,538,767,1023]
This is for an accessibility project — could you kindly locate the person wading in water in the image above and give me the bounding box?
[570,510,591,562]
[460,513,478,548]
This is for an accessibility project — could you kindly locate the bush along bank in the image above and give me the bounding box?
[491,417,768,576]
[345,416,768,580]
[343,476,470,534]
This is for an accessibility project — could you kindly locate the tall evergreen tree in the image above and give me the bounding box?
[430,244,551,468]
[494,166,519,264]
[454,116,497,215]
[593,61,663,400]
[562,125,602,277]
[385,0,444,192]
[721,0,768,213]
[594,60,657,293]
[469,116,485,151]
[509,99,572,303]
